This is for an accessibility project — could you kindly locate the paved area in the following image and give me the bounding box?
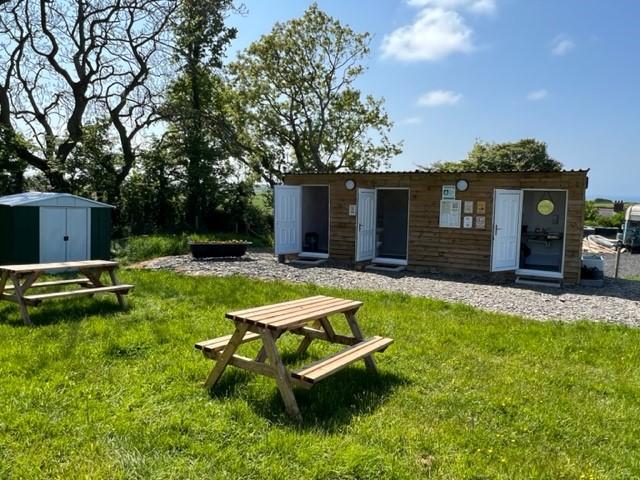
[136,251,640,327]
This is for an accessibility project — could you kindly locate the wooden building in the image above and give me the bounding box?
[275,170,589,285]
[0,192,113,265]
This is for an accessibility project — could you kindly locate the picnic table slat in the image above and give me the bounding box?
[4,278,92,291]
[0,260,118,273]
[226,295,328,319]
[195,331,261,353]
[292,336,393,384]
[238,296,358,323]
[23,284,133,302]
[265,300,363,330]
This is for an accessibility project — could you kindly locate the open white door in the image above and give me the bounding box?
[274,185,301,255]
[356,188,376,261]
[491,189,523,271]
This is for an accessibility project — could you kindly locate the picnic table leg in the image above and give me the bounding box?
[344,311,377,373]
[294,319,322,357]
[107,268,126,308]
[259,329,302,422]
[204,323,249,389]
[0,270,8,297]
[255,330,283,363]
[10,271,39,326]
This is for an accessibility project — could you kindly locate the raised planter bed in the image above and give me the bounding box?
[189,241,251,259]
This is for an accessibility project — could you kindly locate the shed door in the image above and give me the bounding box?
[40,207,67,263]
[356,189,376,262]
[274,185,301,255]
[39,207,91,262]
[491,189,523,272]
[66,208,90,261]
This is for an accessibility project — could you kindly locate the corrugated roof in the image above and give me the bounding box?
[0,192,113,208]
[285,169,590,175]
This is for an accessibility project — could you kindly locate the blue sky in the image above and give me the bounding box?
[228,1,639,199]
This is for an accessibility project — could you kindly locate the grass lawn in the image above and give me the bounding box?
[1,270,640,479]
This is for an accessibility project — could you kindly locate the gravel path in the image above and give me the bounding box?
[136,251,640,327]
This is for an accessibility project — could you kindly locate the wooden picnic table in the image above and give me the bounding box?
[0,260,134,326]
[195,295,393,421]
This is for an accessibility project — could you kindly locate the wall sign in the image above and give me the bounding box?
[348,204,357,216]
[477,201,486,215]
[463,216,473,228]
[464,201,474,214]
[476,216,486,229]
[439,199,461,228]
[442,185,456,200]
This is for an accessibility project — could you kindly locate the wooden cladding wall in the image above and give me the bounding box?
[284,171,588,284]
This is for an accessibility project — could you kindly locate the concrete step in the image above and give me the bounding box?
[365,263,406,273]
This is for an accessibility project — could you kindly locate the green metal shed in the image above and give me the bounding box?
[0,192,113,265]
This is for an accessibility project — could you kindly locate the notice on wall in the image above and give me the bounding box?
[476,216,486,229]
[440,199,461,228]
[349,204,357,216]
[463,216,473,228]
[442,185,456,200]
[464,200,474,214]
[477,201,486,215]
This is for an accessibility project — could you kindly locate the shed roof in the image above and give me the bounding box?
[0,192,113,208]
[285,169,590,176]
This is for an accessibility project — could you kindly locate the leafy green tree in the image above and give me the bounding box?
[0,0,177,191]
[583,200,599,224]
[120,140,184,235]
[164,0,238,230]
[0,126,26,195]
[428,139,563,172]
[228,3,401,185]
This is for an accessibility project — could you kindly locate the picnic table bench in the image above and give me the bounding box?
[0,260,133,326]
[195,295,393,421]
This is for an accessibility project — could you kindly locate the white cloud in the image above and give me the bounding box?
[381,8,474,61]
[407,0,496,15]
[527,89,548,101]
[400,116,423,125]
[418,90,462,106]
[551,35,575,56]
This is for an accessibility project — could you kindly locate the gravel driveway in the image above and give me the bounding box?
[137,251,640,327]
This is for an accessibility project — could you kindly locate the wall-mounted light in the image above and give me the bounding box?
[345,179,355,190]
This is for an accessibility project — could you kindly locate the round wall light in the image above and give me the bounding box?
[345,179,356,190]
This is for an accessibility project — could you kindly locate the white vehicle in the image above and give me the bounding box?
[623,205,640,251]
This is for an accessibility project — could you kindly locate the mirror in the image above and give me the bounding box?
[537,199,555,216]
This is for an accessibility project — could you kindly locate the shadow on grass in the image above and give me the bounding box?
[210,365,407,430]
[0,298,127,328]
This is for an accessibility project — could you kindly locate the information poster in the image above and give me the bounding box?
[463,216,473,228]
[442,185,456,200]
[476,216,486,229]
[464,201,474,214]
[440,199,461,228]
[477,201,486,215]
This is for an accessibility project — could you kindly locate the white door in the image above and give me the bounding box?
[274,185,301,255]
[40,207,67,263]
[356,189,376,261]
[66,208,90,261]
[491,189,523,271]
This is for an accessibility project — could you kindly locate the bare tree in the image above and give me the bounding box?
[0,0,177,192]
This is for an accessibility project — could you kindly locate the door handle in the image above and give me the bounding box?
[64,235,69,241]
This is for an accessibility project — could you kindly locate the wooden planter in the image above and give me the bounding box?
[189,242,251,259]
